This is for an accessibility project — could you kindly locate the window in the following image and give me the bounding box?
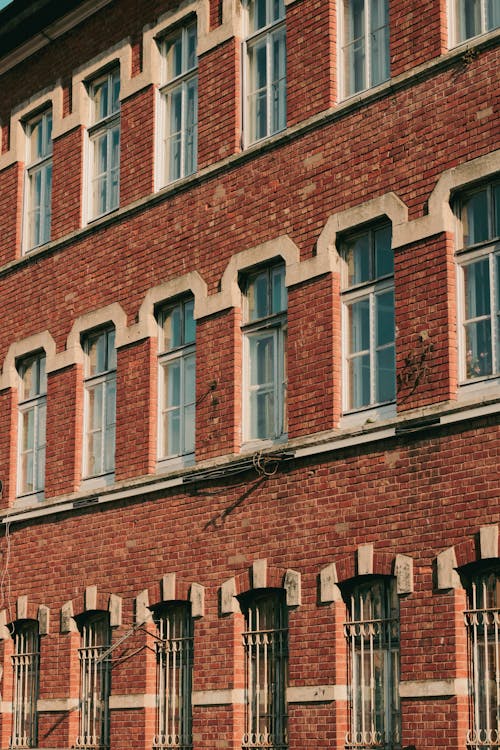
[456,181,500,381]
[242,264,287,442]
[17,352,46,497]
[76,613,111,750]
[451,0,500,44]
[157,298,196,462]
[241,590,288,750]
[152,603,193,750]
[88,68,120,219]
[344,578,400,749]
[159,20,198,184]
[25,110,52,250]
[11,619,40,749]
[464,568,500,749]
[83,328,116,479]
[341,0,390,98]
[341,223,395,411]
[243,0,286,146]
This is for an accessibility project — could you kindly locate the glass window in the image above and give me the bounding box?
[243,264,287,441]
[160,20,198,184]
[89,68,120,219]
[452,0,500,44]
[152,602,193,750]
[25,110,52,250]
[17,351,47,496]
[76,613,111,750]
[344,578,400,749]
[464,568,500,747]
[158,298,196,460]
[11,619,40,749]
[244,0,286,146]
[341,223,395,411]
[341,0,390,98]
[457,181,500,381]
[83,328,116,478]
[241,590,288,750]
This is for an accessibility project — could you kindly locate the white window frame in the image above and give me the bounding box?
[241,590,288,750]
[24,109,52,252]
[339,0,390,100]
[456,181,500,385]
[17,351,47,499]
[341,223,395,413]
[158,19,198,186]
[152,602,193,750]
[83,328,116,483]
[450,0,500,46]
[87,68,120,221]
[11,619,40,749]
[242,264,287,445]
[243,0,287,147]
[344,578,400,750]
[76,612,111,750]
[157,297,196,467]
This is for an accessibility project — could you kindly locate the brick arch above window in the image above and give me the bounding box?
[319,543,414,603]
[221,558,301,615]
[0,595,50,639]
[60,584,122,633]
[135,572,205,625]
[437,524,499,590]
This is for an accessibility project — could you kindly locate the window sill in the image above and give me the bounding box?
[81,471,115,491]
[458,375,500,401]
[14,490,45,507]
[340,402,397,430]
[241,434,288,453]
[157,453,195,473]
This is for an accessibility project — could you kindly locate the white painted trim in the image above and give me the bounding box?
[192,688,245,705]
[287,685,347,702]
[399,678,469,698]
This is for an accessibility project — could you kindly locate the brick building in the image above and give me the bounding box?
[0,0,498,748]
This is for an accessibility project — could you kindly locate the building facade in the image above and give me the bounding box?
[0,0,498,748]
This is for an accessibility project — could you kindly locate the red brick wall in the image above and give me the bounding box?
[120,87,156,206]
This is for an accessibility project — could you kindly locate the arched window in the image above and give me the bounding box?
[343,577,400,749]
[239,589,288,750]
[11,619,40,748]
[151,602,193,750]
[463,567,500,748]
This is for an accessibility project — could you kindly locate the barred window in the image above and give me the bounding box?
[464,568,500,748]
[11,619,40,749]
[75,613,111,750]
[344,578,400,749]
[152,602,193,750]
[241,590,288,750]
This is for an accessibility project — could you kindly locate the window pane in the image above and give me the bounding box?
[271,265,287,313]
[184,403,195,454]
[464,259,491,319]
[370,0,389,85]
[376,290,395,346]
[249,0,268,32]
[165,360,181,408]
[166,408,181,455]
[165,32,184,80]
[349,353,371,408]
[250,332,275,386]
[376,345,395,402]
[22,408,35,452]
[271,28,287,133]
[494,184,500,239]
[488,0,500,29]
[185,77,198,176]
[185,353,196,403]
[462,188,489,245]
[457,0,482,41]
[348,298,370,353]
[184,299,196,344]
[374,224,393,276]
[248,40,268,142]
[248,270,269,320]
[93,77,109,121]
[346,232,370,284]
[465,319,492,378]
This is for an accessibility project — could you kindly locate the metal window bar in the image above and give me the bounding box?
[11,622,39,749]
[242,595,288,750]
[465,572,500,748]
[75,617,111,750]
[344,582,400,750]
[153,605,193,750]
